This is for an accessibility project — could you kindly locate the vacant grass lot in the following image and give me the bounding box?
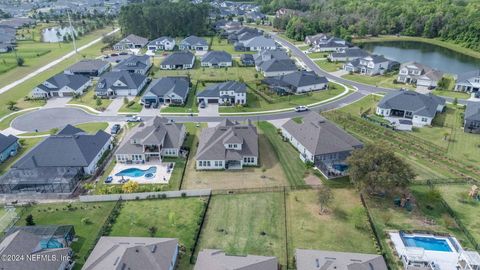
[314,59,343,72]
[17,202,117,269]
[306,52,327,59]
[210,36,256,55]
[196,192,287,267]
[432,89,470,99]
[109,198,206,269]
[0,137,43,175]
[286,189,377,268]
[342,73,415,90]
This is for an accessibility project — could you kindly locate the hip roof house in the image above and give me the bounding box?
[254,49,297,77]
[201,50,232,67]
[31,73,92,99]
[142,76,190,105]
[160,51,195,70]
[295,249,388,270]
[96,71,148,97]
[113,55,152,75]
[197,81,247,106]
[147,36,176,51]
[464,101,480,134]
[263,71,328,95]
[179,35,209,51]
[194,249,278,270]
[64,59,111,77]
[113,34,148,50]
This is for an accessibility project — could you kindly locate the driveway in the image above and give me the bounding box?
[139,106,161,117]
[198,104,219,117]
[43,97,73,108]
[101,97,130,116]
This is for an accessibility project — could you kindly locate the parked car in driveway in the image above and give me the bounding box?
[144,102,152,109]
[110,124,121,135]
[126,116,142,122]
[152,102,159,109]
[295,106,309,112]
[199,101,206,109]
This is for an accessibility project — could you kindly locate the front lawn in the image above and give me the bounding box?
[314,59,342,72]
[306,52,327,59]
[431,89,470,99]
[68,89,113,111]
[160,82,199,113]
[118,96,143,113]
[0,137,43,175]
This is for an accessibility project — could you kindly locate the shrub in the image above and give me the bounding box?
[81,217,91,225]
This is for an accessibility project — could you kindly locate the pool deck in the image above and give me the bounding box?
[109,161,174,184]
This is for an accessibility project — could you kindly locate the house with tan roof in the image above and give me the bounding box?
[194,249,278,270]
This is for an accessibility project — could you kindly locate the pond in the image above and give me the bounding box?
[360,41,480,75]
[41,26,76,43]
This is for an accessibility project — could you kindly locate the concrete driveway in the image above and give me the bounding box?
[43,97,73,108]
[139,106,161,117]
[101,97,131,116]
[198,104,219,117]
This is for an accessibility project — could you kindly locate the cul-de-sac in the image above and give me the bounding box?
[0,0,479,269]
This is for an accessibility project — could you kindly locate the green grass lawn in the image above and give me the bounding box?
[306,52,327,59]
[0,137,43,175]
[314,60,343,72]
[68,89,113,111]
[17,202,117,269]
[109,198,207,269]
[19,122,108,137]
[342,73,415,90]
[338,94,382,115]
[196,192,287,267]
[431,89,470,99]
[118,96,142,113]
[287,189,377,268]
[161,82,199,113]
[210,36,256,55]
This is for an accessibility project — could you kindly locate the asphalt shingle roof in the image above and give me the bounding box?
[181,35,208,47]
[377,91,445,118]
[194,249,278,270]
[161,51,195,66]
[145,77,190,101]
[259,59,297,73]
[148,36,174,46]
[118,34,148,47]
[295,249,388,270]
[37,73,90,93]
[0,133,17,153]
[197,81,246,98]
[263,71,328,89]
[201,50,232,64]
[66,59,110,74]
[96,71,147,93]
[465,101,480,122]
[113,55,150,72]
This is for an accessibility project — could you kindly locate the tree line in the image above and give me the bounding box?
[266,0,480,51]
[118,0,212,39]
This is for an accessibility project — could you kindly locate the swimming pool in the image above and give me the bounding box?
[115,166,157,178]
[402,236,452,252]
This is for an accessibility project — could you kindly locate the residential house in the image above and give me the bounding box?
[160,51,195,70]
[327,47,370,62]
[240,54,255,66]
[397,61,444,89]
[223,21,243,32]
[179,35,209,51]
[112,55,152,75]
[227,27,262,44]
[464,102,480,134]
[455,70,480,93]
[0,225,75,270]
[0,125,112,194]
[275,8,303,18]
[113,34,148,50]
[116,117,186,163]
[197,81,247,106]
[254,49,297,77]
[31,73,92,98]
[295,249,388,270]
[96,71,148,97]
[142,77,190,105]
[236,35,277,52]
[245,11,266,22]
[82,237,179,270]
[376,90,446,127]
[281,112,363,178]
[0,133,19,163]
[64,59,110,77]
[147,36,176,51]
[201,50,232,67]
[305,34,348,52]
[194,249,278,270]
[263,71,328,95]
[344,55,398,76]
[196,119,258,170]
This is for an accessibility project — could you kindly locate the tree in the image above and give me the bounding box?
[443,132,449,141]
[318,186,333,214]
[96,98,102,107]
[148,226,157,236]
[122,181,139,193]
[25,214,35,226]
[16,57,24,67]
[123,97,129,105]
[453,97,458,106]
[437,77,449,90]
[347,144,416,194]
[6,100,17,111]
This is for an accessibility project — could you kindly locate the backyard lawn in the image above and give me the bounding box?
[314,59,342,72]
[196,192,287,267]
[17,201,117,269]
[210,36,256,55]
[0,137,43,175]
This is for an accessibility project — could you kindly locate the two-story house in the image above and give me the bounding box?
[147,36,176,51]
[112,55,152,75]
[344,55,398,76]
[113,34,149,51]
[464,102,480,134]
[397,61,444,89]
[455,70,480,93]
[196,81,247,106]
[254,49,297,77]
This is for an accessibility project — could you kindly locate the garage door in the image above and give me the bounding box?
[207,99,218,103]
[62,92,74,97]
[51,92,60,97]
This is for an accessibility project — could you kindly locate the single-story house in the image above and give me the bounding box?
[0,133,19,163]
[197,81,247,106]
[245,11,266,22]
[376,90,446,127]
[0,225,75,270]
[281,112,363,178]
[82,237,179,270]
[344,55,398,76]
[96,71,148,97]
[116,117,186,163]
[327,47,370,62]
[112,55,152,75]
[397,61,444,89]
[194,249,278,270]
[241,54,255,66]
[31,73,92,99]
[295,249,388,270]
[113,34,148,50]
[160,51,195,70]
[254,49,297,77]
[201,50,232,67]
[147,36,176,51]
[64,59,110,77]
[222,21,242,32]
[306,34,348,52]
[236,35,276,52]
[263,71,328,95]
[455,70,480,93]
[227,27,262,44]
[179,35,209,51]
[196,119,258,170]
[464,101,480,134]
[142,76,190,105]
[0,125,112,194]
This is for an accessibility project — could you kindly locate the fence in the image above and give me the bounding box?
[189,193,212,264]
[79,189,211,202]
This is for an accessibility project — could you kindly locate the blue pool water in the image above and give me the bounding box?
[403,236,452,252]
[115,166,157,178]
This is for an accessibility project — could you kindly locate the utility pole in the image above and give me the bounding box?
[67,10,78,54]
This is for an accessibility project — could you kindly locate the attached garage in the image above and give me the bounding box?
[207,98,219,104]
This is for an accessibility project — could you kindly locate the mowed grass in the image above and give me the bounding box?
[314,59,342,72]
[18,122,108,136]
[0,137,43,175]
[432,89,470,99]
[68,88,113,111]
[210,36,256,55]
[342,73,415,90]
[287,189,377,267]
[17,202,117,269]
[196,192,287,266]
[109,198,206,269]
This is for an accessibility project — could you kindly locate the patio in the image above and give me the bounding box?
[107,161,175,185]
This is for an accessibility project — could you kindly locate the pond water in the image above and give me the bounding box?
[41,27,76,43]
[360,41,480,75]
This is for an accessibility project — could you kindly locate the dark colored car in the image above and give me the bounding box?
[110,124,121,135]
[152,103,159,109]
[144,102,152,108]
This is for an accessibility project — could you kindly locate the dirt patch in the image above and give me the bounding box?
[304,174,322,186]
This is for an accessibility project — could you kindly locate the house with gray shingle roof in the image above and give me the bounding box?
[147,36,176,51]
[142,77,190,105]
[160,51,195,70]
[197,81,247,106]
[116,117,186,163]
[96,71,148,97]
[295,249,388,270]
[327,47,370,62]
[179,35,209,51]
[397,61,444,89]
[344,55,399,76]
[464,102,480,134]
[31,73,92,99]
[281,112,363,178]
[376,90,446,127]
[194,249,278,270]
[64,59,110,77]
[112,55,152,75]
[455,70,480,93]
[306,34,348,52]
[113,34,149,51]
[254,49,297,77]
[82,237,179,270]
[201,50,232,67]
[0,133,19,163]
[236,35,277,52]
[262,71,328,95]
[196,119,258,170]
